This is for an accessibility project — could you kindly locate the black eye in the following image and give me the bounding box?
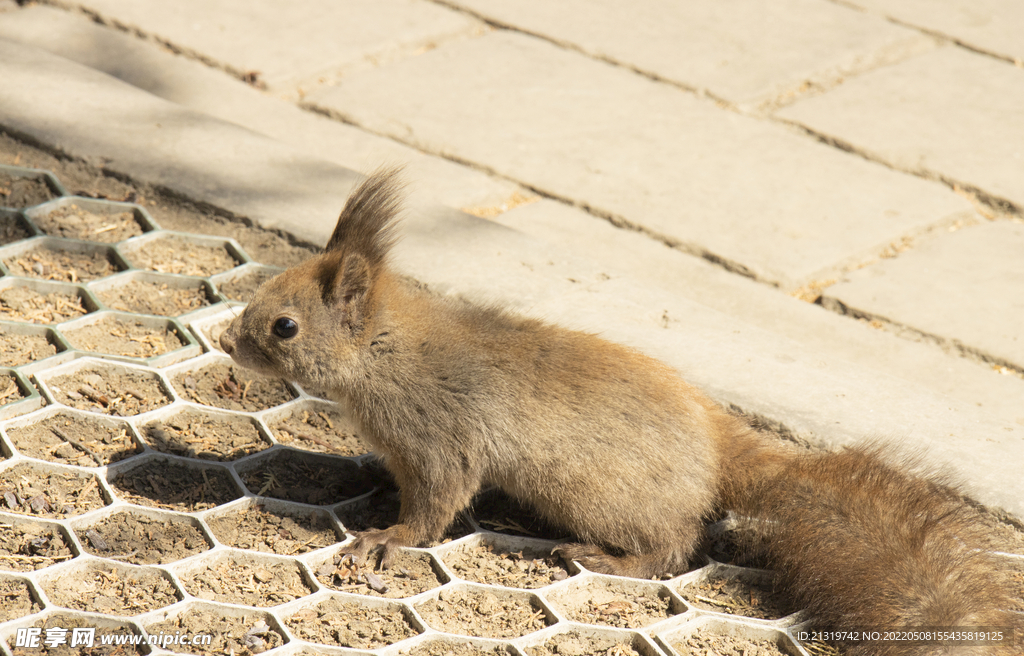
[273,317,298,338]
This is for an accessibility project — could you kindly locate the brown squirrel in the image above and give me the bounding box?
[221,170,1019,655]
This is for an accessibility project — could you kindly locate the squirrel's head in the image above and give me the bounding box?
[220,168,402,391]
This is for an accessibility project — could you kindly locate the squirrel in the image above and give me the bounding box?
[220,169,1020,655]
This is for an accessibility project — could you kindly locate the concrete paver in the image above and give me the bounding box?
[0,5,523,212]
[0,37,358,248]
[3,36,1021,518]
[846,0,1024,63]
[823,220,1024,371]
[495,199,1024,427]
[2,0,1022,527]
[54,0,481,94]
[446,0,932,106]
[778,45,1024,209]
[309,30,974,290]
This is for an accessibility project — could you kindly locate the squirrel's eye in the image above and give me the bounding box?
[273,317,298,338]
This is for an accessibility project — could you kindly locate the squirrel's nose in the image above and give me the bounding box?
[220,331,235,355]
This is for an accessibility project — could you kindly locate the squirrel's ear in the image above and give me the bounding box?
[331,252,373,325]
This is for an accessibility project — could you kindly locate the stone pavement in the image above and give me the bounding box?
[0,0,1021,525]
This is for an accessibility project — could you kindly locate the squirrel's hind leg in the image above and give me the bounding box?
[555,543,693,579]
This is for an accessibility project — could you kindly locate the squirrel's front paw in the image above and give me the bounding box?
[554,543,625,575]
[343,525,417,569]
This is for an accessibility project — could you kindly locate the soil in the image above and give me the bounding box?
[33,204,143,243]
[142,409,269,460]
[239,453,373,505]
[672,628,786,656]
[0,213,33,245]
[0,330,59,367]
[286,596,417,649]
[76,510,211,565]
[0,285,89,323]
[679,573,793,620]
[182,551,313,606]
[42,561,181,615]
[198,313,233,351]
[3,245,119,282]
[206,503,338,555]
[47,367,171,416]
[471,489,566,540]
[270,405,370,456]
[145,609,284,655]
[173,361,295,412]
[5,411,140,466]
[0,519,75,571]
[97,277,214,316]
[407,640,512,656]
[8,613,145,655]
[109,460,240,512]
[0,372,27,405]
[415,587,549,639]
[0,171,56,208]
[62,315,185,359]
[315,547,441,598]
[553,584,673,629]
[0,463,106,518]
[124,234,240,277]
[336,484,401,533]
[217,267,279,302]
[0,575,42,620]
[524,632,642,656]
[443,542,571,589]
[1,131,317,270]
[145,609,283,655]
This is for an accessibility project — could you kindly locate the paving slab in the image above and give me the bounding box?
[846,0,1024,63]
[822,220,1024,371]
[0,37,358,248]
[308,30,973,290]
[1,30,1020,518]
[0,4,522,213]
[495,199,1024,426]
[778,46,1024,210]
[444,0,931,106]
[52,0,481,94]
[13,2,1011,430]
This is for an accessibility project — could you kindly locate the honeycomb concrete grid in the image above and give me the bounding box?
[0,165,818,655]
[0,163,1007,656]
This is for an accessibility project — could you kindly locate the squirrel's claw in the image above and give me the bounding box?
[343,525,415,568]
[553,543,610,572]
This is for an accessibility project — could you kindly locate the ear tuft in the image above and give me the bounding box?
[325,166,403,267]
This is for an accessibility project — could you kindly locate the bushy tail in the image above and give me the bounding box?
[717,421,1020,655]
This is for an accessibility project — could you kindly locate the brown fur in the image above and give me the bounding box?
[221,170,1020,655]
